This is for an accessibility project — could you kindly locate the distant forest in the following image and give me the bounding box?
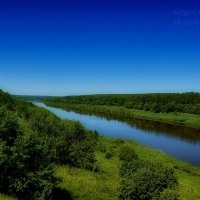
[45,93,200,115]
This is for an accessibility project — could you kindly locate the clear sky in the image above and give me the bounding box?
[0,0,200,95]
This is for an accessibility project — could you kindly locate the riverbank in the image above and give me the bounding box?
[2,135,200,200]
[1,102,200,200]
[55,136,200,200]
[43,101,200,129]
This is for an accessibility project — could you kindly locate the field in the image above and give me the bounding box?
[54,137,200,200]
[2,136,200,200]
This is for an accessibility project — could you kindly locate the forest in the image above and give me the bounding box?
[0,89,97,199]
[45,93,200,114]
[1,89,200,199]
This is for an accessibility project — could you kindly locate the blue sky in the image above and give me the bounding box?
[0,0,200,95]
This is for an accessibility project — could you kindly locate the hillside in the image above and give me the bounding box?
[1,90,200,199]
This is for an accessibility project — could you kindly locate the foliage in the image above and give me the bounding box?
[0,89,98,199]
[2,90,200,199]
[118,145,138,162]
[105,150,115,159]
[54,151,121,200]
[44,92,200,115]
[158,189,179,200]
[44,102,200,129]
[119,159,179,200]
[53,136,200,200]
[0,108,56,199]
[0,90,15,110]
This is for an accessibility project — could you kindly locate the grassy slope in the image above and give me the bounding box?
[0,195,15,200]
[55,152,120,200]
[43,102,200,199]
[44,102,200,129]
[55,136,200,200]
[2,135,200,200]
[1,102,200,199]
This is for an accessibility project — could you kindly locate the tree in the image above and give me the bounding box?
[119,160,179,200]
[0,107,56,199]
[118,145,138,162]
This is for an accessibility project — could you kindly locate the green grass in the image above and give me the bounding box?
[55,151,120,200]
[54,136,200,200]
[44,102,200,129]
[1,137,200,200]
[1,101,200,200]
[0,194,15,200]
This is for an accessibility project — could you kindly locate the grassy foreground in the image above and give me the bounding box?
[0,195,15,200]
[54,136,200,200]
[1,135,200,200]
[44,102,200,129]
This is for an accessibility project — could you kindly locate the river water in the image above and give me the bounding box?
[34,102,200,167]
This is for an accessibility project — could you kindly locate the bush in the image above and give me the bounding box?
[0,109,56,199]
[65,121,98,169]
[105,150,115,159]
[158,189,179,200]
[119,159,148,177]
[118,145,138,162]
[119,160,179,200]
[68,137,97,170]
[115,139,125,146]
[0,89,99,198]
[0,90,15,110]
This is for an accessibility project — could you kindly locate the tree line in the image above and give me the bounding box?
[45,92,200,114]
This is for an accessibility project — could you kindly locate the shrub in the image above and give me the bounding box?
[119,159,148,177]
[115,139,125,146]
[118,145,138,162]
[105,150,115,159]
[158,189,179,200]
[0,109,56,199]
[0,89,99,199]
[0,90,15,110]
[67,127,98,169]
[119,160,179,200]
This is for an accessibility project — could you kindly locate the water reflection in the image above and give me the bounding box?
[61,107,200,143]
[34,102,200,166]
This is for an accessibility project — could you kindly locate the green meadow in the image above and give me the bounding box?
[54,136,200,200]
[2,136,200,200]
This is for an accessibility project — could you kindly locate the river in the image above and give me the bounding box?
[34,102,200,167]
